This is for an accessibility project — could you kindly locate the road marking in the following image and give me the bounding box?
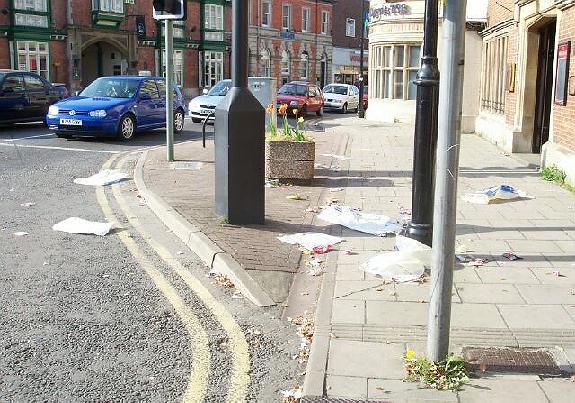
[1,133,55,141]
[96,154,211,403]
[0,142,121,154]
[112,154,251,403]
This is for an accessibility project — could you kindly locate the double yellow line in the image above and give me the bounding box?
[96,153,250,403]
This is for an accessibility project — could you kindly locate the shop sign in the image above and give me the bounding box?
[554,41,571,106]
[369,2,410,21]
[350,53,368,63]
[280,31,295,40]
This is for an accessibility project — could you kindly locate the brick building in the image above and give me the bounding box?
[247,0,335,87]
[476,0,575,185]
[0,0,232,97]
[331,0,369,85]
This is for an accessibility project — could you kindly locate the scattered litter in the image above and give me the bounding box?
[502,252,522,261]
[307,257,323,267]
[312,245,333,254]
[52,217,112,236]
[211,273,235,288]
[344,250,356,255]
[176,251,184,255]
[73,169,129,186]
[552,270,564,277]
[319,153,350,161]
[328,198,340,205]
[468,258,488,267]
[280,387,303,402]
[307,266,324,276]
[318,205,400,235]
[361,235,430,283]
[265,179,280,188]
[20,202,36,207]
[278,233,343,251]
[43,261,49,266]
[13,231,29,237]
[456,255,470,263]
[287,193,307,201]
[231,291,243,299]
[329,187,344,192]
[462,185,533,204]
[306,207,319,213]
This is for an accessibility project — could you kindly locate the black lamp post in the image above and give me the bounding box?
[214,0,265,224]
[357,0,367,119]
[406,0,440,246]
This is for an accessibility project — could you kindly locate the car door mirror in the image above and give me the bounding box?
[140,92,152,101]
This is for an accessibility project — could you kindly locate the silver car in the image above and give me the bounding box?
[322,84,360,114]
[188,79,231,123]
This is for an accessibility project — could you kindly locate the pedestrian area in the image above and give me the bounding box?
[303,119,575,402]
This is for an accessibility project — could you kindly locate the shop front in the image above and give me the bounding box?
[332,47,368,86]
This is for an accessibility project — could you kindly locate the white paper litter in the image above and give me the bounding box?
[280,388,303,400]
[462,184,532,204]
[13,231,29,237]
[317,205,400,235]
[361,235,430,282]
[52,217,112,236]
[319,153,351,161]
[20,202,36,207]
[278,233,343,250]
[73,169,129,186]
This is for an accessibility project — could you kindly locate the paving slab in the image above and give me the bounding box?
[498,305,575,329]
[326,375,368,400]
[450,303,508,329]
[516,284,575,305]
[475,266,540,284]
[456,283,526,304]
[537,378,575,403]
[331,299,365,324]
[367,379,458,402]
[366,301,428,327]
[457,378,548,403]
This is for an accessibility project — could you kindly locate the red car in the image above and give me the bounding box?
[277,81,324,117]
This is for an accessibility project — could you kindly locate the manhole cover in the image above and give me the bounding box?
[462,347,563,374]
[301,398,389,403]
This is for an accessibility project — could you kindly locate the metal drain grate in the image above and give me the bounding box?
[301,397,390,403]
[462,346,563,374]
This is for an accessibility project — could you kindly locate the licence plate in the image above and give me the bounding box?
[59,118,82,126]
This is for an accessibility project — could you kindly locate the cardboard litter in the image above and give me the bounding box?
[361,235,431,283]
[462,184,533,204]
[73,169,129,186]
[317,205,400,235]
[278,233,343,251]
[52,217,112,236]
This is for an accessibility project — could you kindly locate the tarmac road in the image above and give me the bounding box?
[0,119,317,401]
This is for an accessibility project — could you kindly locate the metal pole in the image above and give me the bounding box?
[165,19,175,162]
[406,0,439,246]
[232,0,248,89]
[357,0,367,118]
[427,0,467,362]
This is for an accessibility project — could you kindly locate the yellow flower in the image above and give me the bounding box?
[292,108,299,116]
[266,103,275,113]
[405,350,415,359]
[278,104,288,114]
[298,117,304,123]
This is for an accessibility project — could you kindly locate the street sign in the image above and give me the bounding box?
[153,0,186,20]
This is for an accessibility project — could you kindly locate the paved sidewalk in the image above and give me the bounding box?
[303,119,575,402]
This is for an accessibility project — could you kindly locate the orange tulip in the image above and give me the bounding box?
[292,108,299,116]
[266,103,274,113]
[278,103,288,114]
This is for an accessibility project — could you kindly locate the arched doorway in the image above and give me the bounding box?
[81,41,128,87]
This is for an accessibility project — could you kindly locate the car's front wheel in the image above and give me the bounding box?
[174,109,185,133]
[191,117,202,123]
[118,114,136,141]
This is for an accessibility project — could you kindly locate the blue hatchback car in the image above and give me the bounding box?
[46,76,186,140]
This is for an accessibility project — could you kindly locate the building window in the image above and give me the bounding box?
[346,18,356,38]
[282,4,292,31]
[321,11,329,35]
[481,36,508,114]
[203,51,223,88]
[261,48,271,77]
[300,52,308,79]
[14,0,47,11]
[302,7,311,32]
[371,44,420,100]
[16,41,49,79]
[14,0,49,27]
[281,49,290,79]
[162,49,184,86]
[91,0,123,13]
[261,0,271,27]
[205,4,223,30]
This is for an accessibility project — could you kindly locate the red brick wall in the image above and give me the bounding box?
[49,41,68,84]
[0,0,10,26]
[552,7,575,152]
[51,0,67,30]
[70,0,91,26]
[487,0,514,28]
[0,38,10,69]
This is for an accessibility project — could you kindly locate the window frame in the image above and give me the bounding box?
[282,4,292,31]
[261,0,271,27]
[202,50,224,88]
[346,18,356,38]
[15,40,50,79]
[302,7,311,33]
[371,43,421,101]
[321,11,330,35]
[480,35,508,114]
[91,0,124,14]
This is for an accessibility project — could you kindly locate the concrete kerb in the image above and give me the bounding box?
[134,150,276,307]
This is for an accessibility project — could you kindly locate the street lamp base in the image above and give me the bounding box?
[406,222,433,247]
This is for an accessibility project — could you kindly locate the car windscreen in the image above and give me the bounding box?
[278,84,307,96]
[80,78,139,98]
[323,85,348,95]
[208,81,231,96]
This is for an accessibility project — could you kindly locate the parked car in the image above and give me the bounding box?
[46,76,186,140]
[276,81,324,117]
[188,79,231,123]
[322,84,360,114]
[0,69,67,125]
[362,86,368,110]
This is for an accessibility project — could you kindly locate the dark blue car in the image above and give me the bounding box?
[46,76,186,140]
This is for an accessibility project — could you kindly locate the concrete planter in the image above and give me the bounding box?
[265,140,315,181]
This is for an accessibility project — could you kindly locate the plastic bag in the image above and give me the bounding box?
[278,233,343,251]
[52,217,112,236]
[74,169,129,186]
[317,205,400,235]
[462,184,532,204]
[360,235,430,282]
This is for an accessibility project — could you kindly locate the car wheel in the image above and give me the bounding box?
[316,106,324,117]
[118,114,136,141]
[341,103,348,114]
[191,117,202,123]
[174,109,185,133]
